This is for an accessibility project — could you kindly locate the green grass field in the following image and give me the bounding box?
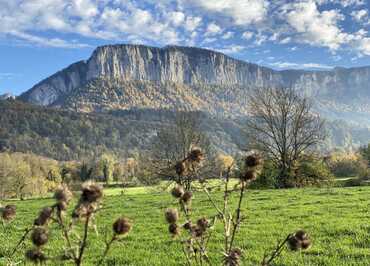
[1,184,370,265]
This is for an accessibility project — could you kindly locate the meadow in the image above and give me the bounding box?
[1,184,370,265]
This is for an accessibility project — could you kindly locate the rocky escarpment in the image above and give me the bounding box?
[19,44,370,125]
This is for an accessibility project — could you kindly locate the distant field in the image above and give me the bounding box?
[1,185,370,265]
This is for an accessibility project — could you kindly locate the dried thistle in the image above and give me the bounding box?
[175,161,186,176]
[31,227,49,247]
[241,170,257,182]
[25,248,47,263]
[169,223,180,236]
[196,217,209,231]
[1,204,16,221]
[54,185,73,204]
[113,217,132,235]
[34,207,53,226]
[183,221,192,230]
[287,230,311,251]
[80,182,103,203]
[181,191,193,204]
[171,185,184,198]
[188,148,204,163]
[245,153,262,168]
[165,208,179,224]
[224,248,242,266]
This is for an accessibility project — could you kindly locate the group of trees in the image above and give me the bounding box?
[0,152,143,199]
[3,86,370,199]
[0,153,60,199]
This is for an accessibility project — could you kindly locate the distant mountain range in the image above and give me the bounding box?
[9,44,370,155]
[19,44,370,126]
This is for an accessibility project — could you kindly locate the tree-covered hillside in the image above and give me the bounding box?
[0,99,369,161]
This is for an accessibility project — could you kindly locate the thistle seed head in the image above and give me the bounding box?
[113,217,132,235]
[188,148,204,163]
[1,204,16,221]
[165,208,179,224]
[25,249,47,263]
[175,161,186,176]
[241,170,257,182]
[171,185,184,198]
[81,182,103,203]
[56,201,68,212]
[54,186,73,204]
[287,230,311,251]
[34,207,53,226]
[192,225,204,237]
[224,248,242,266]
[31,227,49,247]
[168,223,180,236]
[183,221,192,230]
[181,191,193,204]
[196,217,209,231]
[245,154,262,168]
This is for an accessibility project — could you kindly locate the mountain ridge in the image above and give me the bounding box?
[18,44,370,128]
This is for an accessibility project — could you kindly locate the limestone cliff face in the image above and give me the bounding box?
[86,45,282,86]
[19,44,285,106]
[19,44,370,125]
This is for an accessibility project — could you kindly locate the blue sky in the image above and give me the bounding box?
[1,0,370,95]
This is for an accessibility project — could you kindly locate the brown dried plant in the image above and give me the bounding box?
[8,181,132,266]
[165,149,312,265]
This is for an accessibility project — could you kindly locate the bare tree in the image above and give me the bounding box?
[246,87,325,187]
[150,111,212,189]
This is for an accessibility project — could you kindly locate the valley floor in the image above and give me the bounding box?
[1,185,370,265]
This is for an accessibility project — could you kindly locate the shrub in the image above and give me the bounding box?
[291,156,334,187]
[327,152,368,178]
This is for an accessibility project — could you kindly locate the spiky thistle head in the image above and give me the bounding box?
[287,230,311,251]
[240,170,257,182]
[188,148,204,163]
[245,153,262,168]
[54,185,73,204]
[224,248,242,266]
[1,204,16,221]
[168,223,180,236]
[175,161,186,176]
[80,181,103,203]
[34,207,53,226]
[181,191,193,204]
[113,217,132,235]
[165,208,179,224]
[171,185,184,198]
[31,227,49,247]
[196,217,209,231]
[25,249,47,263]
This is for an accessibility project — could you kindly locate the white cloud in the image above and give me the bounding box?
[205,22,222,36]
[222,31,234,39]
[184,16,202,32]
[254,32,268,45]
[8,30,91,48]
[271,61,333,70]
[351,9,368,22]
[214,45,246,54]
[280,37,291,44]
[187,0,269,25]
[283,1,349,50]
[168,11,185,26]
[336,0,365,7]
[242,31,254,40]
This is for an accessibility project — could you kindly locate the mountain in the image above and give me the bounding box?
[19,44,370,126]
[13,44,370,153]
[0,93,15,100]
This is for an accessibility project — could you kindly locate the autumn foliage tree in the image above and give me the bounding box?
[246,87,326,187]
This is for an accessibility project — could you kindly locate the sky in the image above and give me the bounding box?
[1,0,370,95]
